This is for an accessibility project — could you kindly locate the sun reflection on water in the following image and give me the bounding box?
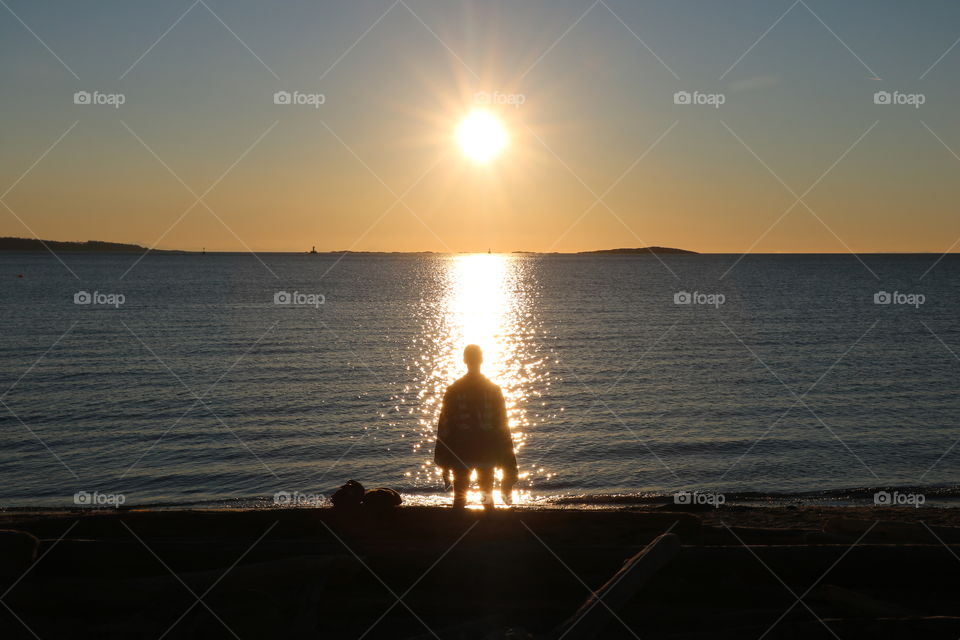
[406,253,551,504]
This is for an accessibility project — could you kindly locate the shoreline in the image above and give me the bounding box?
[6,486,960,512]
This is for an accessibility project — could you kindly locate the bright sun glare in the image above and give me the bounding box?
[456,110,507,163]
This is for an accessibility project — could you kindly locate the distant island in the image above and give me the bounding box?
[0,237,185,254]
[0,237,696,255]
[576,246,698,255]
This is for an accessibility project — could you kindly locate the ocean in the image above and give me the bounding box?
[1,251,958,508]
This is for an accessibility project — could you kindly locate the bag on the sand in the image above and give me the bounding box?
[331,480,365,508]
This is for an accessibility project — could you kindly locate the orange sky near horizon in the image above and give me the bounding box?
[3,1,960,255]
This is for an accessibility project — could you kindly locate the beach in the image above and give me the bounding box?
[3,504,959,639]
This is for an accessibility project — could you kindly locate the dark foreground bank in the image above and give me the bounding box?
[1,505,959,639]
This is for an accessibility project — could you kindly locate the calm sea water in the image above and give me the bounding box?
[1,251,958,508]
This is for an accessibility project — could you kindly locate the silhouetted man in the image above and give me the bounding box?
[435,345,519,509]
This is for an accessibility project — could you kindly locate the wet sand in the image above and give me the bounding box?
[1,505,959,639]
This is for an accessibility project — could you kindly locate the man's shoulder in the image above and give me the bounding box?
[447,374,500,393]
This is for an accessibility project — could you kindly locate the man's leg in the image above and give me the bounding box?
[478,468,495,509]
[452,468,471,509]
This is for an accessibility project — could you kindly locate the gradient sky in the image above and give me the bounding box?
[1,0,959,253]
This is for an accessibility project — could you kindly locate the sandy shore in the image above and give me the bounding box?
[1,504,959,639]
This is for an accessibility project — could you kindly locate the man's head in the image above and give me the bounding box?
[463,344,483,373]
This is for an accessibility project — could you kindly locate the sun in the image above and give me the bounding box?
[456,110,508,163]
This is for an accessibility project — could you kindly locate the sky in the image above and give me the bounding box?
[1,0,959,253]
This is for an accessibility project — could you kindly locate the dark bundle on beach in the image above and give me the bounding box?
[330,480,403,513]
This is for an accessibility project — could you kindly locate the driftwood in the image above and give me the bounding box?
[550,533,681,640]
[0,529,39,580]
